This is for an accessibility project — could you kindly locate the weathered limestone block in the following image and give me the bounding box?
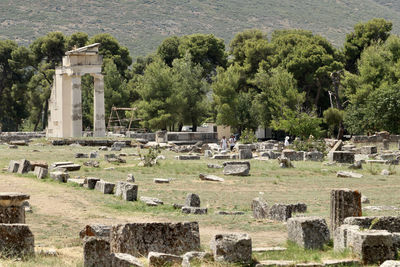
[361,146,378,154]
[177,155,200,160]
[153,178,169,183]
[269,204,292,222]
[323,259,361,266]
[95,180,115,194]
[181,207,208,214]
[344,216,400,233]
[282,149,304,161]
[204,150,213,158]
[83,236,111,267]
[111,253,144,267]
[278,157,294,168]
[351,230,396,264]
[110,222,200,256]
[333,224,360,252]
[212,154,231,160]
[255,260,295,266]
[148,252,182,267]
[84,177,100,189]
[75,153,89,158]
[185,193,200,207]
[181,251,212,267]
[80,224,111,240]
[68,178,85,187]
[381,260,400,267]
[210,233,252,263]
[114,182,138,201]
[199,173,224,182]
[0,224,34,257]
[383,139,390,150]
[17,159,30,174]
[34,166,48,179]
[0,192,29,224]
[239,149,252,159]
[0,206,25,224]
[304,151,324,161]
[287,217,330,250]
[330,189,362,232]
[288,203,307,213]
[223,161,250,176]
[50,171,69,182]
[328,151,355,163]
[140,196,163,206]
[252,197,269,219]
[7,160,20,173]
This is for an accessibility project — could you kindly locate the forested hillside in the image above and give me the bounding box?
[1,0,400,56]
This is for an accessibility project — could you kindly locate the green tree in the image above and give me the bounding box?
[157,36,181,67]
[323,108,344,137]
[178,34,227,77]
[212,64,257,132]
[171,55,210,131]
[0,41,33,130]
[344,18,392,73]
[135,58,177,130]
[89,33,132,76]
[343,35,400,134]
[252,67,305,128]
[269,29,343,110]
[229,29,267,66]
[67,32,89,50]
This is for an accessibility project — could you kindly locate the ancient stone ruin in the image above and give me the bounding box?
[47,43,105,138]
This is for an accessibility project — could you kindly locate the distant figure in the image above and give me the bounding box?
[229,135,236,151]
[221,136,227,150]
[284,136,290,147]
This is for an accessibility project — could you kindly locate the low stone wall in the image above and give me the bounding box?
[125,132,156,141]
[52,139,131,147]
[0,132,46,143]
[351,135,400,143]
[167,132,217,143]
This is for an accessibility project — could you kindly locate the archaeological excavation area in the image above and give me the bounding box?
[1,131,400,266]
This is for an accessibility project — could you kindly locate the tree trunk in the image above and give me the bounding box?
[33,104,44,131]
[314,79,322,107]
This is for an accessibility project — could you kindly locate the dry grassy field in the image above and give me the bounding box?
[0,139,399,266]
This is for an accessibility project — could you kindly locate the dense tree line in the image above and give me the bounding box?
[0,18,398,138]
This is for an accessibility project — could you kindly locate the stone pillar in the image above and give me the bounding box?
[0,193,30,224]
[383,139,390,150]
[330,189,361,232]
[71,75,82,137]
[93,74,106,137]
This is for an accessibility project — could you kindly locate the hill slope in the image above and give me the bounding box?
[1,0,400,58]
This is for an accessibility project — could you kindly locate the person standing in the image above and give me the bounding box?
[221,136,227,150]
[229,135,236,151]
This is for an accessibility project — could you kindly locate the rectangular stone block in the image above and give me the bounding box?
[111,253,144,267]
[95,180,115,194]
[238,149,252,159]
[361,146,377,154]
[333,224,360,252]
[0,206,25,224]
[83,236,111,267]
[85,177,100,189]
[181,207,208,214]
[17,159,30,174]
[282,150,304,161]
[50,171,69,182]
[330,189,362,232]
[268,204,292,222]
[328,151,355,163]
[287,217,330,250]
[114,182,138,201]
[8,160,20,173]
[0,224,34,258]
[210,233,252,263]
[110,222,200,257]
[350,230,396,264]
[34,166,48,179]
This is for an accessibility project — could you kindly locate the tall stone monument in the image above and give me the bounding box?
[47,43,105,138]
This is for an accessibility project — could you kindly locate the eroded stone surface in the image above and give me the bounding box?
[95,180,115,194]
[110,222,200,257]
[210,233,252,263]
[111,253,144,267]
[114,182,138,201]
[0,224,34,258]
[287,217,330,250]
[80,224,111,240]
[148,252,182,267]
[83,236,111,267]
